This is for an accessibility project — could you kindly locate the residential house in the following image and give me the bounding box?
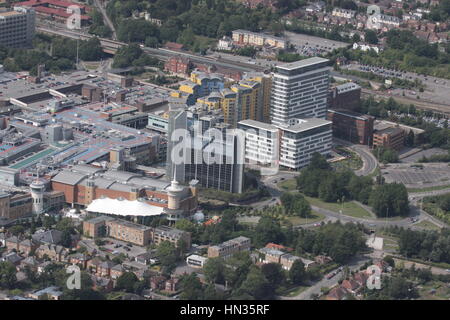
[35,244,69,262]
[326,286,349,300]
[342,278,361,294]
[20,256,39,272]
[28,287,63,300]
[1,251,23,266]
[135,250,158,265]
[150,275,167,290]
[258,248,284,264]
[91,275,114,292]
[98,260,116,277]
[353,272,369,287]
[315,255,333,265]
[68,253,90,269]
[110,264,125,280]
[164,277,180,293]
[18,239,38,256]
[87,257,102,274]
[37,261,52,274]
[32,229,62,245]
[5,236,20,251]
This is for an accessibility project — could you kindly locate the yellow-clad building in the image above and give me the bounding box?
[244,73,272,123]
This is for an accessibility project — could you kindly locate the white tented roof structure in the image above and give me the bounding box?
[86,198,164,217]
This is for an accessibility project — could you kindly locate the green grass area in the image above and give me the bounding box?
[278,179,297,191]
[394,256,450,270]
[331,147,363,171]
[367,166,381,178]
[407,184,450,193]
[286,210,325,226]
[280,285,308,297]
[414,220,442,231]
[418,281,450,300]
[422,202,450,225]
[303,195,372,219]
[383,237,399,253]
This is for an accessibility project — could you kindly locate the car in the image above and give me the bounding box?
[445,269,450,273]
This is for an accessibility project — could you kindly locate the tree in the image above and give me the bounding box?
[289,259,306,285]
[79,37,104,61]
[56,217,75,233]
[156,241,180,274]
[174,219,196,233]
[364,30,378,44]
[383,255,395,268]
[8,225,25,236]
[281,193,311,217]
[261,263,285,289]
[0,262,17,289]
[308,152,330,170]
[253,216,284,247]
[61,230,72,248]
[203,257,226,284]
[369,183,409,217]
[352,33,361,43]
[116,272,139,293]
[236,265,273,300]
[180,273,203,300]
[112,44,144,68]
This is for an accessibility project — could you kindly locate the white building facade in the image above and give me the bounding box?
[270,57,330,126]
[238,118,332,170]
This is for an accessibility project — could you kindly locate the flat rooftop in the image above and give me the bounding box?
[238,119,278,132]
[278,118,331,133]
[277,57,329,71]
[0,10,21,17]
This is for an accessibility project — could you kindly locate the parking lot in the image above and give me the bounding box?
[284,31,349,53]
[82,238,147,259]
[382,163,450,187]
[102,239,147,258]
[401,148,449,163]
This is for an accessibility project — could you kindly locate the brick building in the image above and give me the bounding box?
[83,216,191,247]
[164,56,192,77]
[51,164,198,221]
[207,236,251,259]
[373,127,404,150]
[327,109,374,145]
[329,82,361,112]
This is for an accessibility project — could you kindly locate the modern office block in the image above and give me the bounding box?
[271,57,330,126]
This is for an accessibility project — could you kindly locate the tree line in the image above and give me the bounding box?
[296,153,409,217]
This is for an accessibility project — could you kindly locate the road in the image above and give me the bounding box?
[280,255,371,300]
[342,62,450,109]
[333,138,378,176]
[37,26,263,73]
[92,0,117,40]
[250,163,449,232]
[332,69,450,115]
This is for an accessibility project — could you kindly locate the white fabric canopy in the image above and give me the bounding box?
[86,198,164,217]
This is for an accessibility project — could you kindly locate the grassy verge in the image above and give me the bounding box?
[417,281,450,300]
[303,195,372,219]
[394,256,450,270]
[414,220,441,231]
[278,179,297,191]
[279,285,308,297]
[286,211,325,226]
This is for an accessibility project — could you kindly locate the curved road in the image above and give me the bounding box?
[333,138,378,176]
